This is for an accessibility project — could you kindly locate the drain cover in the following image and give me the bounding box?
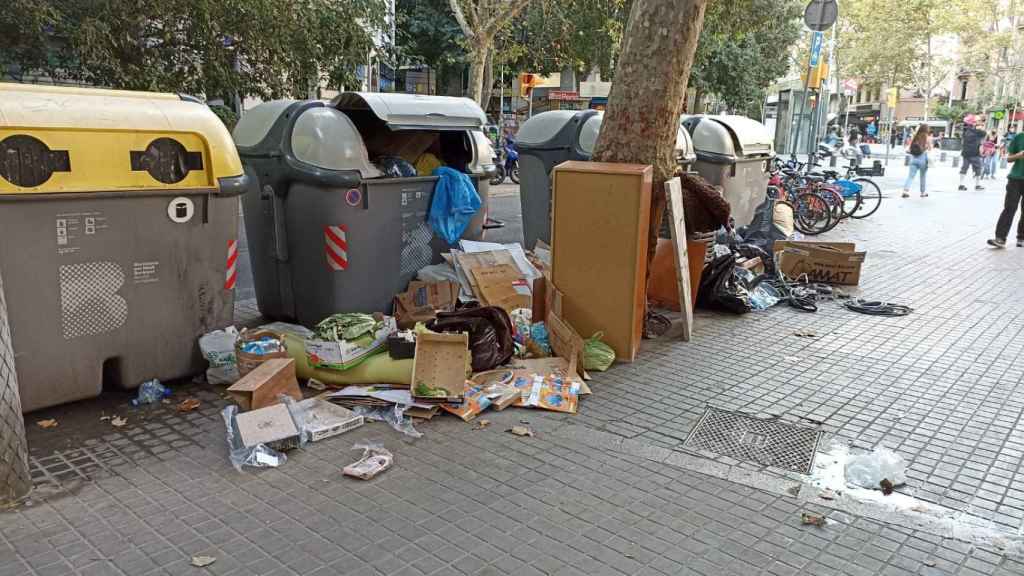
[683,407,823,473]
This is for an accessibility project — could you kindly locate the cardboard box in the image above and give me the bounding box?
[304,317,397,370]
[235,403,301,451]
[294,398,363,442]
[226,358,302,411]
[774,241,866,286]
[393,281,459,329]
[411,332,470,403]
[470,264,531,312]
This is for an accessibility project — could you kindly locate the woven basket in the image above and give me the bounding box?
[235,329,288,378]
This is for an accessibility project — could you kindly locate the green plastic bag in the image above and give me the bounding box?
[583,332,615,372]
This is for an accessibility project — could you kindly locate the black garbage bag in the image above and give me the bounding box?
[696,254,752,314]
[427,303,515,371]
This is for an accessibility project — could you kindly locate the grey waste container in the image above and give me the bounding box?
[0,83,247,412]
[235,92,494,326]
[518,110,696,251]
[682,115,774,227]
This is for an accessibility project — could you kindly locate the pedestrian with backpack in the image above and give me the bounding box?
[987,130,1024,248]
[902,124,931,198]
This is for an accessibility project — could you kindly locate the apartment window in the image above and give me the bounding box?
[960,80,968,100]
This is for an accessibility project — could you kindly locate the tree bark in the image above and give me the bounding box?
[449,0,533,106]
[592,0,709,270]
[0,268,31,505]
[481,49,495,112]
[466,38,490,104]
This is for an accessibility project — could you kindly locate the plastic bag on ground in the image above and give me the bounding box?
[221,405,287,471]
[352,404,423,438]
[845,447,908,490]
[199,327,239,384]
[583,333,616,372]
[131,379,170,406]
[749,281,782,310]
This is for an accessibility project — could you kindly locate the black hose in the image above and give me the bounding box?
[843,299,913,317]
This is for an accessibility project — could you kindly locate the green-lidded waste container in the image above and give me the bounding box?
[518,110,696,250]
[234,92,495,326]
[0,83,247,411]
[681,114,775,227]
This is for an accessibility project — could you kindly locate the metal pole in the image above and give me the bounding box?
[790,30,815,157]
[499,65,504,130]
[0,268,31,505]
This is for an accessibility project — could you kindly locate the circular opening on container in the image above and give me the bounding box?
[0,135,70,188]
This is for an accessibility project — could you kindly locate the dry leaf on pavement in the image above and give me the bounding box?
[176,398,201,413]
[36,419,58,429]
[472,419,490,430]
[800,513,827,527]
[190,555,216,567]
[110,416,128,427]
[508,426,534,437]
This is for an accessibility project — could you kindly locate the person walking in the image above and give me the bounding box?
[959,115,985,191]
[987,130,1024,248]
[981,131,998,179]
[902,124,930,198]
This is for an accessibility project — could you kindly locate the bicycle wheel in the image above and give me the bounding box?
[794,192,832,235]
[834,180,862,218]
[819,185,845,222]
[850,177,882,219]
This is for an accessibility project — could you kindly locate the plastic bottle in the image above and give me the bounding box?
[131,379,169,406]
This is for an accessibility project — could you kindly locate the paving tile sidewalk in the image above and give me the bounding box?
[5,162,1024,574]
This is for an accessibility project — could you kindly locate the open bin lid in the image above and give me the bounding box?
[518,110,590,148]
[682,114,774,159]
[332,92,486,131]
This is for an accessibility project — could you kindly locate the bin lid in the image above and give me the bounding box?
[682,114,774,158]
[333,92,485,131]
[0,83,243,194]
[517,110,585,147]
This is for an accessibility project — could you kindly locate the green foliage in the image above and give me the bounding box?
[511,0,629,78]
[395,0,465,70]
[0,0,386,101]
[209,104,239,131]
[933,101,970,124]
[690,0,803,116]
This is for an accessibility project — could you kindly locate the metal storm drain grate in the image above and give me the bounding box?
[683,407,823,474]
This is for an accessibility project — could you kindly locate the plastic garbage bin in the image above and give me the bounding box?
[234,92,494,326]
[681,115,774,227]
[518,110,695,251]
[0,83,247,412]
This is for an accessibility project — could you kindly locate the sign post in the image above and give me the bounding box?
[791,0,838,157]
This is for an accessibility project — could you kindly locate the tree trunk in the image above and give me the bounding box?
[592,0,709,270]
[481,49,495,113]
[0,268,31,505]
[466,39,490,105]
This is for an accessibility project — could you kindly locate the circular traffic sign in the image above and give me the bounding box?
[804,0,838,31]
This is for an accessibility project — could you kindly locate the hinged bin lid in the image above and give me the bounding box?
[333,92,486,131]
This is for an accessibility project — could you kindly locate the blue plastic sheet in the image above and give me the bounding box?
[429,167,481,245]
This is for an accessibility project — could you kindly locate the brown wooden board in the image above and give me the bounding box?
[664,178,693,342]
[550,161,652,362]
[226,358,302,412]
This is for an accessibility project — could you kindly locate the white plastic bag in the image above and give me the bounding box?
[199,327,239,384]
[845,447,907,490]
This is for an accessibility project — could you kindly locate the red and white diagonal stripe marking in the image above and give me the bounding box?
[324,225,348,271]
[224,239,238,290]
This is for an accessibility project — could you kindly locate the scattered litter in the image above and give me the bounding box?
[307,378,327,392]
[36,419,58,429]
[289,398,363,442]
[176,398,201,413]
[473,419,491,430]
[99,415,111,422]
[910,504,928,513]
[222,405,289,470]
[845,447,907,491]
[191,555,216,567]
[199,326,239,384]
[786,486,801,497]
[879,478,894,496]
[818,489,837,500]
[583,333,615,372]
[343,443,393,480]
[800,513,827,527]
[351,404,423,438]
[508,426,534,437]
[844,299,912,317]
[924,560,936,567]
[131,379,170,406]
[794,329,817,338]
[519,419,530,424]
[110,416,128,427]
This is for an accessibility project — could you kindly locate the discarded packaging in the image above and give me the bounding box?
[343,443,394,480]
[176,398,201,413]
[199,326,239,385]
[226,358,302,411]
[235,329,289,377]
[191,555,216,567]
[800,513,827,527]
[393,281,459,329]
[305,316,396,370]
[774,241,866,286]
[235,403,302,452]
[36,419,58,429]
[583,333,615,372]
[412,332,470,403]
[845,447,907,490]
[473,419,491,430]
[110,416,128,427]
[131,379,169,406]
[352,404,423,438]
[222,404,289,471]
[387,331,417,360]
[518,373,580,414]
[440,381,492,422]
[290,398,363,442]
[508,426,534,437]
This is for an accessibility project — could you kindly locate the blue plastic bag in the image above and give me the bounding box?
[429,167,481,245]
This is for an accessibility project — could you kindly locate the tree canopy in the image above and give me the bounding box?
[0,0,386,102]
